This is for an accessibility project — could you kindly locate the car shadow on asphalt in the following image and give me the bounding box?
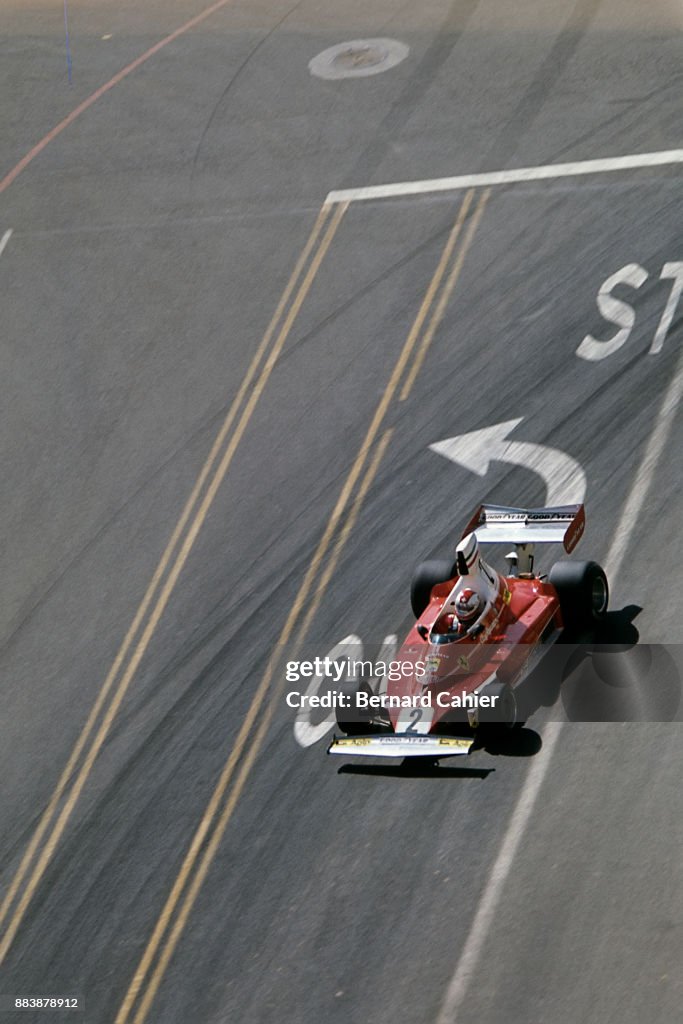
[513,603,681,723]
[473,726,543,757]
[515,604,643,721]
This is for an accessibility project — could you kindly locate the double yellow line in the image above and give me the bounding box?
[0,199,348,965]
[115,186,490,1024]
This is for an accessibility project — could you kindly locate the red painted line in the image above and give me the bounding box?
[0,0,236,195]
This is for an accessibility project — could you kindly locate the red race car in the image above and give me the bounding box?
[328,503,608,760]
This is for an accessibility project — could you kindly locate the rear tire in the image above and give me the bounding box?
[410,559,456,619]
[549,560,609,631]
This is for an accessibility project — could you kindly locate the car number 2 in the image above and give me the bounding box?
[397,705,433,735]
[405,709,422,733]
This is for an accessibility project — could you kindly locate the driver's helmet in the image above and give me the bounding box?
[455,588,482,625]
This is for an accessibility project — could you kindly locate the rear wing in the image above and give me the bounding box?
[461,503,585,554]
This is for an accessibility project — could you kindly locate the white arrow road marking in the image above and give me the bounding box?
[0,229,12,258]
[429,417,587,505]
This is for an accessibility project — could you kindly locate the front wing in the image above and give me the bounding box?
[327,734,474,758]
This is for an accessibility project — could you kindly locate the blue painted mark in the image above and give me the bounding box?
[64,0,73,84]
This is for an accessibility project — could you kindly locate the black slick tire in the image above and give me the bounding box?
[410,559,456,619]
[549,560,609,631]
[477,680,517,736]
[335,681,374,736]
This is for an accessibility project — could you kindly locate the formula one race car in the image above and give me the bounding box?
[328,503,608,760]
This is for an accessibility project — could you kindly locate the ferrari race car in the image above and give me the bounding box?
[328,503,608,760]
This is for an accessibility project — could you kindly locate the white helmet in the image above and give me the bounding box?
[455,588,482,624]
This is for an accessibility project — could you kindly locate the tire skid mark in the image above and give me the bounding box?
[0,201,346,964]
[114,191,490,1024]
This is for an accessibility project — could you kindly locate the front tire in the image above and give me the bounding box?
[549,560,609,631]
[410,559,456,619]
[477,680,517,735]
[335,680,374,736]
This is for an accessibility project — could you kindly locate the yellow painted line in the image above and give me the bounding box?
[115,416,388,1024]
[400,188,490,400]
[0,200,346,965]
[297,429,394,642]
[124,428,393,1024]
[0,201,334,947]
[116,190,481,1024]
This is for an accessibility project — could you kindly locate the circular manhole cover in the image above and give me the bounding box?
[309,38,409,80]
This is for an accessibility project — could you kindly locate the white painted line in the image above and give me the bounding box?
[326,148,683,203]
[0,229,13,257]
[436,354,683,1020]
[436,721,564,1024]
[604,341,683,579]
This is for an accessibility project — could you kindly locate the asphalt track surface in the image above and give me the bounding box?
[2,0,683,1022]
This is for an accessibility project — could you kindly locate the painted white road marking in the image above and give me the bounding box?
[435,721,564,1024]
[576,263,648,361]
[430,417,587,505]
[0,229,13,257]
[293,635,362,748]
[604,338,683,579]
[293,634,398,747]
[436,336,683,1024]
[650,262,683,355]
[326,148,683,203]
[578,262,683,360]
